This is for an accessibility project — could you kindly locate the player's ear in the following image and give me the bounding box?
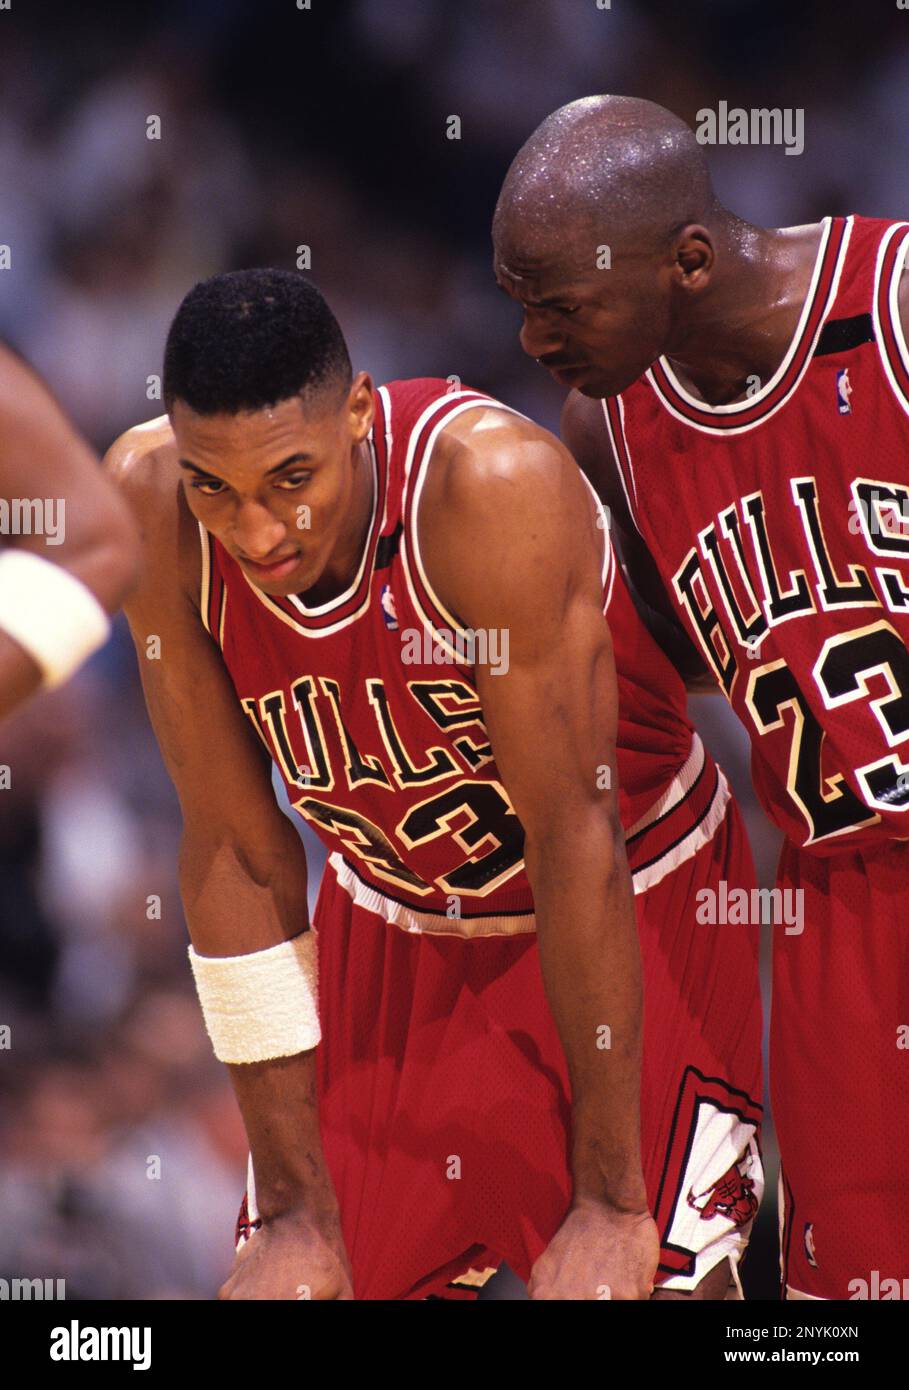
[673,225,714,291]
[346,372,375,444]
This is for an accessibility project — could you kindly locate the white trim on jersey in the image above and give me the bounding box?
[650,216,833,415]
[645,216,854,437]
[222,435,382,640]
[872,221,909,420]
[599,393,645,538]
[323,736,729,927]
[401,391,527,659]
[579,469,617,609]
[401,392,614,655]
[235,436,381,640]
[328,850,537,938]
[198,520,212,635]
[376,383,394,535]
[626,730,707,839]
[285,439,379,619]
[627,739,732,897]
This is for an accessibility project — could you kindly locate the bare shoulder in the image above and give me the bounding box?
[104,414,178,510]
[427,403,589,522]
[103,415,199,606]
[418,403,604,632]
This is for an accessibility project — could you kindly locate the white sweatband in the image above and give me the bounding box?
[187,930,320,1064]
[0,548,111,688]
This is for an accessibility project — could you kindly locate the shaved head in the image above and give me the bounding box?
[493,96,737,398]
[494,95,717,265]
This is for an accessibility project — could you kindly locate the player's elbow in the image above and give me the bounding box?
[68,488,143,615]
[177,820,310,932]
[524,794,624,887]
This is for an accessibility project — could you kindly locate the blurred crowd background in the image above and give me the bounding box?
[1,0,906,1300]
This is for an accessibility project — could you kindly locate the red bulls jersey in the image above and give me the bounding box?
[199,378,716,930]
[604,215,909,853]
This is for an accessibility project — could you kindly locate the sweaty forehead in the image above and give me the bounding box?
[172,396,333,468]
[494,207,610,277]
[494,243,595,305]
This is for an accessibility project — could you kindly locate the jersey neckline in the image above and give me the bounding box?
[645,216,851,434]
[234,397,389,637]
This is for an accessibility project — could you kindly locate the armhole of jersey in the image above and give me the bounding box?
[600,395,645,538]
[577,471,617,613]
[198,520,212,634]
[401,393,532,659]
[404,392,617,641]
[873,221,909,419]
[197,520,227,648]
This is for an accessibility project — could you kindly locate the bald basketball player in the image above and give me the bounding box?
[494,95,909,1301]
[0,346,139,718]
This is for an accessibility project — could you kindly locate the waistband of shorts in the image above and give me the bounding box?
[326,734,730,937]
[624,733,731,894]
[326,851,537,939]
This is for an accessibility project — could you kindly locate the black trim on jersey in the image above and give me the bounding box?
[625,752,710,852]
[375,521,403,571]
[646,216,849,433]
[337,854,534,920]
[814,313,875,357]
[625,763,718,876]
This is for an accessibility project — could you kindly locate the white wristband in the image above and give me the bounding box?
[187,930,320,1064]
[0,548,111,688]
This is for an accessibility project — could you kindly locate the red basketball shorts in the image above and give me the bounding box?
[773,836,909,1300]
[236,750,763,1299]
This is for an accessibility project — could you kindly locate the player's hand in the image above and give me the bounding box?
[527,1198,660,1300]
[217,1207,355,1300]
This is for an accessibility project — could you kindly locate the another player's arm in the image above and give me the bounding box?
[0,347,140,717]
[423,412,659,1300]
[105,426,351,1300]
[560,390,716,692]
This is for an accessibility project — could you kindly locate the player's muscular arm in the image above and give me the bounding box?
[560,390,716,693]
[0,348,140,717]
[421,411,659,1300]
[105,425,351,1300]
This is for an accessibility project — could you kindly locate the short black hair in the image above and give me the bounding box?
[163,268,352,415]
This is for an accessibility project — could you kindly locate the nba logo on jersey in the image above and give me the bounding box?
[836,368,853,414]
[380,583,398,631]
[804,1222,818,1267]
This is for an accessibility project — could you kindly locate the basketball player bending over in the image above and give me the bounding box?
[106,271,762,1300]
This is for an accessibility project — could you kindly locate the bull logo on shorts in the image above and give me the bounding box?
[686,1160,758,1226]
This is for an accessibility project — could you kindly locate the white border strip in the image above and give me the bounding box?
[328,851,537,937]
[600,394,644,537]
[630,763,730,896]
[402,393,612,654]
[198,520,212,634]
[873,222,909,420]
[626,733,706,838]
[647,217,853,437]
